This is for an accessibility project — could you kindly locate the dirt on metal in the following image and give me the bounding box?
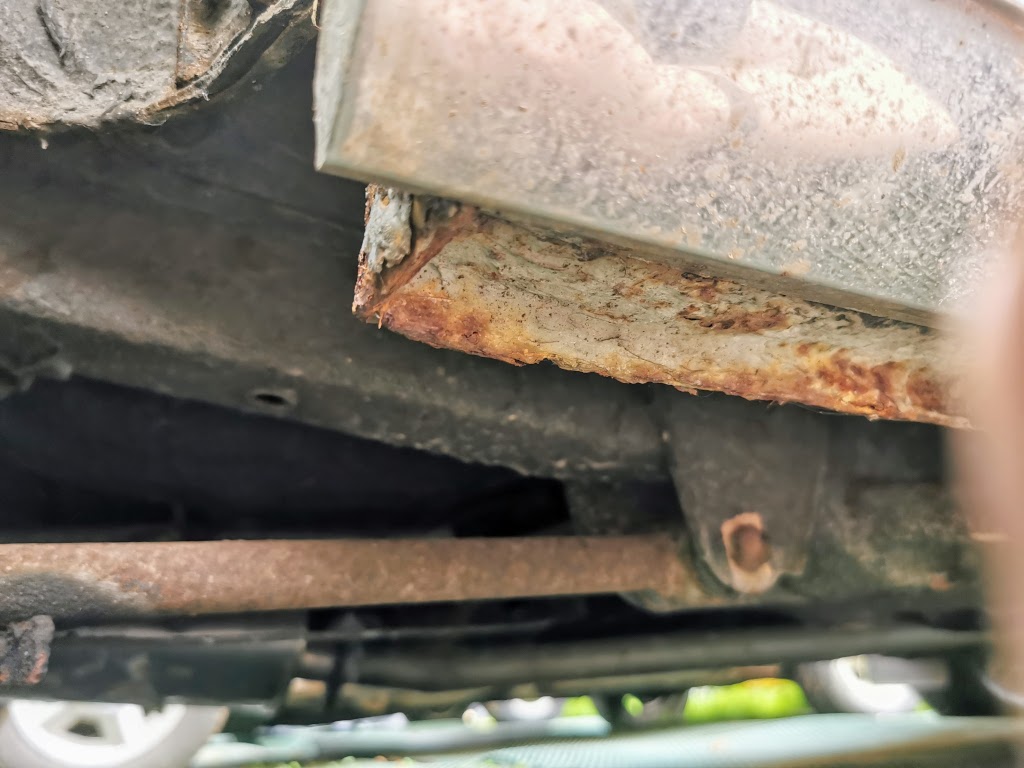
[0,536,711,621]
[354,192,967,428]
[0,0,313,131]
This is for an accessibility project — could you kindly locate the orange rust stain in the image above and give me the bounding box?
[375,281,956,425]
[808,351,906,414]
[602,355,677,387]
[795,342,825,356]
[376,289,558,371]
[712,371,764,398]
[653,271,728,304]
[379,207,477,299]
[24,649,49,685]
[676,304,792,333]
[612,277,654,299]
[380,293,499,360]
[907,368,946,413]
[354,200,964,428]
[928,572,952,592]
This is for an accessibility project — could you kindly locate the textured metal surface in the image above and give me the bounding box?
[831,483,973,593]
[0,47,964,498]
[0,58,666,482]
[790,416,980,604]
[8,618,305,706]
[0,536,706,621]
[354,194,966,427]
[317,0,1024,321]
[0,43,981,619]
[0,616,53,686]
[0,0,314,130]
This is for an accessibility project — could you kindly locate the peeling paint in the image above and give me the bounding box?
[360,187,413,275]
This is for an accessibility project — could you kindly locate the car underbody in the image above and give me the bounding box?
[0,0,1007,725]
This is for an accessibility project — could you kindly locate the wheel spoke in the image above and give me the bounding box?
[42,703,95,737]
[98,704,146,745]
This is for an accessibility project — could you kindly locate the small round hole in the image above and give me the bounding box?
[248,387,297,411]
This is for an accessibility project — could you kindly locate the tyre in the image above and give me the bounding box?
[797,656,922,715]
[0,700,227,768]
[921,656,1001,716]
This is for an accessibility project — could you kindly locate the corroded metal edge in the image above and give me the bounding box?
[355,189,966,428]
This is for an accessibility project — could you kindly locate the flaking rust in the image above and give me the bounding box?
[354,190,967,428]
[0,616,54,686]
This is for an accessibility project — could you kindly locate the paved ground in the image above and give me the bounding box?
[188,683,1021,768]
[195,713,1023,768]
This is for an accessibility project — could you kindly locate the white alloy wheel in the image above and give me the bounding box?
[798,656,922,714]
[0,700,226,768]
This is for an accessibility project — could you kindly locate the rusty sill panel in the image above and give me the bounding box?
[354,189,965,428]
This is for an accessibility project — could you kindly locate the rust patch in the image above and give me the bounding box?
[378,293,511,363]
[0,616,54,686]
[354,195,968,428]
[355,204,477,316]
[928,573,952,592]
[907,369,947,413]
[811,353,905,412]
[677,303,791,333]
[380,208,475,298]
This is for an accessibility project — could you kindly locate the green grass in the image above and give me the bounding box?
[683,678,811,723]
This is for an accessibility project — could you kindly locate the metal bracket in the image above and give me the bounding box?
[663,394,828,595]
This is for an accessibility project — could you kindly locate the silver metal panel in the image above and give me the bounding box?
[315,0,1024,322]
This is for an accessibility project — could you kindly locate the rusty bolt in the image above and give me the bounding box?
[729,523,772,573]
[721,512,777,594]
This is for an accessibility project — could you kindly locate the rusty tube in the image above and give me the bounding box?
[0,535,702,621]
